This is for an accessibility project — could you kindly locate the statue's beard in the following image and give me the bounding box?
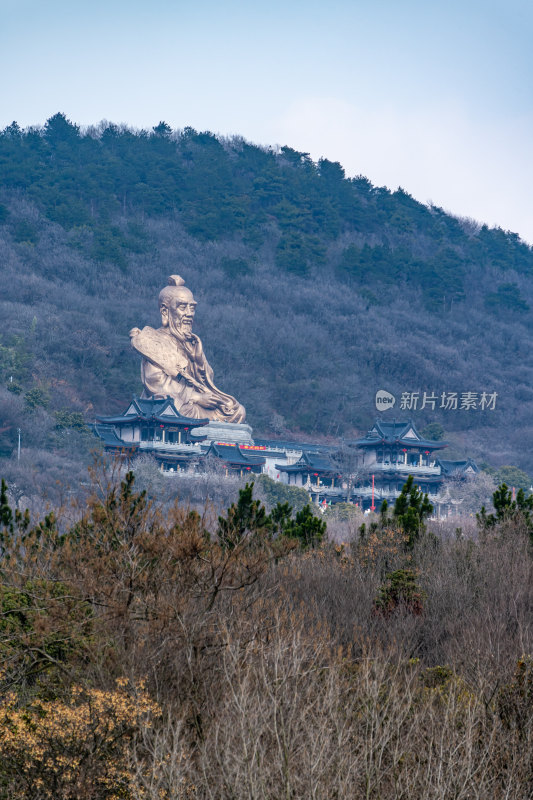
[168,316,193,340]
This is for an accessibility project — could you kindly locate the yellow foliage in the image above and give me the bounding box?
[0,679,160,800]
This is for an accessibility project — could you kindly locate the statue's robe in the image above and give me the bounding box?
[130,326,245,423]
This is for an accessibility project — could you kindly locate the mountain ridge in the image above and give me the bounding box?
[1,113,532,485]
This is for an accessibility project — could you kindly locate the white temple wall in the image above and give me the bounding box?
[119,425,139,443]
[363,450,378,466]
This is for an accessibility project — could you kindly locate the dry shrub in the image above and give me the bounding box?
[132,608,533,799]
[0,679,159,800]
[4,470,533,797]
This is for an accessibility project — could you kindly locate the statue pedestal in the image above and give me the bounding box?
[191,421,254,446]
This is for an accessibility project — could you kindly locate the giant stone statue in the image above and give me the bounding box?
[130,275,246,423]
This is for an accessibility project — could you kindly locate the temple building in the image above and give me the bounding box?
[275,451,340,489]
[91,275,483,516]
[95,396,209,444]
[93,396,209,471]
[351,419,482,511]
[352,419,446,508]
[92,402,479,515]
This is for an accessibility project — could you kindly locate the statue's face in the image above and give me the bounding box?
[162,287,197,336]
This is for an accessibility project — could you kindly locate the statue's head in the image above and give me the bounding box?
[159,275,197,337]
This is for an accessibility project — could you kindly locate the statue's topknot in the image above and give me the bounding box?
[158,275,192,314]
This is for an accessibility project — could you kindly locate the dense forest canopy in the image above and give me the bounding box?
[1,113,533,493]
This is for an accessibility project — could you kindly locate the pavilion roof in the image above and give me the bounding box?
[436,458,479,476]
[276,451,336,474]
[95,395,209,427]
[207,442,266,467]
[356,419,448,450]
[92,424,136,449]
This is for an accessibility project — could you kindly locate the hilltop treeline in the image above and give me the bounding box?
[2,113,532,305]
[2,471,533,798]
[1,113,533,491]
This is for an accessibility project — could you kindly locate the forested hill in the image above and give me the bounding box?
[2,113,533,480]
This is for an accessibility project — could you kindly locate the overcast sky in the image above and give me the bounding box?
[2,0,532,242]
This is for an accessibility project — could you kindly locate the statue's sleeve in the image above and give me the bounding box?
[141,359,193,405]
[193,336,215,383]
[130,326,188,376]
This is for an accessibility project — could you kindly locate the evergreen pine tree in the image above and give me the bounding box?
[285,505,326,550]
[393,475,433,549]
[477,483,533,541]
[217,483,271,549]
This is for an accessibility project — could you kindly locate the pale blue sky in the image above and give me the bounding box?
[2,0,532,241]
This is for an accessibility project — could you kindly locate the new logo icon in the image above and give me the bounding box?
[375,390,396,410]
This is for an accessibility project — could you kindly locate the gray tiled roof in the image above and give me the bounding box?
[276,450,336,474]
[356,419,448,450]
[95,395,209,427]
[437,458,479,475]
[92,424,136,448]
[208,442,265,466]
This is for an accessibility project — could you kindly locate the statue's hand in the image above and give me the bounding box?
[194,391,219,410]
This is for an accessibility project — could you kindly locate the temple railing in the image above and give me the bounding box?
[260,446,302,457]
[353,487,402,500]
[304,485,339,495]
[354,486,442,500]
[138,441,203,452]
[371,463,441,475]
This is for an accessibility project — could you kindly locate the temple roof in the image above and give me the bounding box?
[356,419,448,450]
[207,442,266,467]
[437,458,479,476]
[92,424,137,449]
[95,395,209,427]
[276,451,336,474]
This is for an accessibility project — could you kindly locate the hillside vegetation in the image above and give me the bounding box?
[1,113,533,491]
[2,471,533,799]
